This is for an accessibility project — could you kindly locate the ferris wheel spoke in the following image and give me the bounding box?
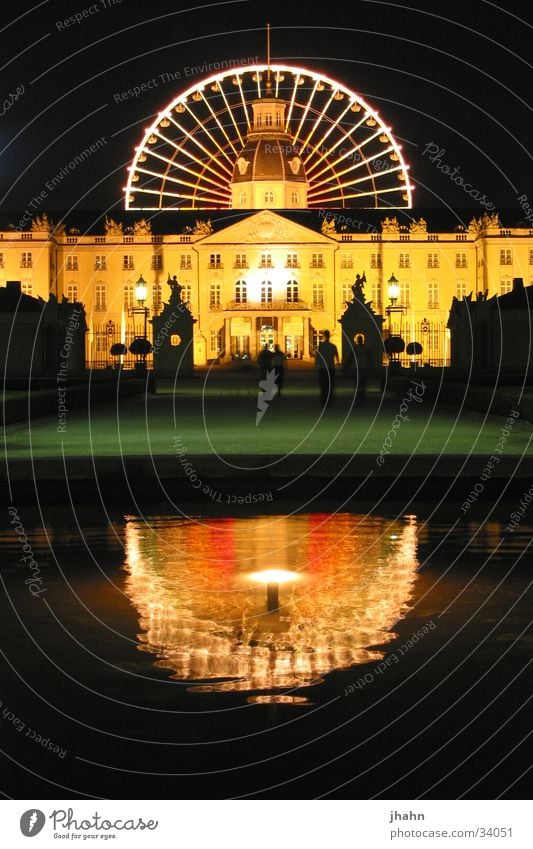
[217,79,245,149]
[232,74,251,130]
[298,89,337,154]
[153,129,232,185]
[165,120,234,180]
[300,98,355,169]
[144,148,232,192]
[135,186,231,205]
[291,79,320,149]
[304,112,373,175]
[309,182,407,203]
[309,135,396,189]
[309,166,405,197]
[136,165,229,196]
[284,74,300,134]
[186,95,237,168]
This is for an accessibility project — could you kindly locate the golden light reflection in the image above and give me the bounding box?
[123,515,419,702]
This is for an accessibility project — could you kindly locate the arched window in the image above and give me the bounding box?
[265,112,273,126]
[261,280,272,304]
[286,279,299,303]
[291,191,299,204]
[264,191,274,205]
[235,279,247,304]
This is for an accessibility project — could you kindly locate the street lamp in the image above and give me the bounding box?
[387,273,400,306]
[128,275,151,369]
[249,569,299,614]
[385,272,407,366]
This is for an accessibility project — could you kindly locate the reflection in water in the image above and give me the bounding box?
[124,514,419,701]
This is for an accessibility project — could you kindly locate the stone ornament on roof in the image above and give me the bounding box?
[468,211,501,234]
[409,217,427,234]
[105,216,123,235]
[321,217,337,235]
[381,216,399,234]
[133,218,152,235]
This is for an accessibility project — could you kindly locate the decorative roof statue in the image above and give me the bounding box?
[381,215,399,234]
[193,219,213,236]
[31,213,51,233]
[468,216,482,234]
[30,214,66,236]
[105,216,123,236]
[167,273,184,302]
[480,211,501,230]
[409,217,427,234]
[351,271,367,301]
[133,218,152,235]
[321,216,337,235]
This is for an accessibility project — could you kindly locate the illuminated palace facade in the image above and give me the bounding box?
[2,63,532,367]
[2,210,532,367]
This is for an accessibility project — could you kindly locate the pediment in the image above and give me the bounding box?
[194,210,334,246]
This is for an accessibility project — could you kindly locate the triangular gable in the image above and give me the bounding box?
[194,210,335,246]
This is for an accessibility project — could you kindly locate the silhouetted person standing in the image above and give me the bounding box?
[316,330,339,407]
[272,344,287,396]
[258,344,272,382]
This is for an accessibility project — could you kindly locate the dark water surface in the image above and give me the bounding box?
[0,504,531,799]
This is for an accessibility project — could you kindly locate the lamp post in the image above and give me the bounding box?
[385,272,407,365]
[249,569,299,614]
[128,275,151,370]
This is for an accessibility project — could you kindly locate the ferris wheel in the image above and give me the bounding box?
[124,63,413,211]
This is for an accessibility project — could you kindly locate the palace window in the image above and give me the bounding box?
[151,254,163,271]
[210,329,222,355]
[181,284,192,304]
[265,112,273,127]
[235,253,248,269]
[290,191,299,204]
[95,284,107,311]
[261,280,272,304]
[340,253,353,269]
[20,252,33,268]
[500,249,512,265]
[152,284,162,313]
[123,284,134,310]
[180,254,192,270]
[286,252,299,268]
[312,282,324,308]
[260,252,273,268]
[235,279,247,304]
[529,249,533,265]
[286,279,299,302]
[123,255,134,270]
[342,283,352,304]
[264,191,275,204]
[209,253,222,269]
[209,283,221,307]
[95,255,106,270]
[371,280,382,309]
[500,278,513,294]
[427,253,439,268]
[21,282,33,296]
[456,280,468,299]
[427,281,439,308]
[399,253,410,269]
[66,255,78,271]
[239,191,247,206]
[66,283,78,302]
[456,252,467,268]
[370,253,382,269]
[311,253,325,268]
[399,281,411,307]
[0,252,4,268]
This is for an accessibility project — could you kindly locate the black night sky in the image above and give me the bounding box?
[0,0,531,221]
